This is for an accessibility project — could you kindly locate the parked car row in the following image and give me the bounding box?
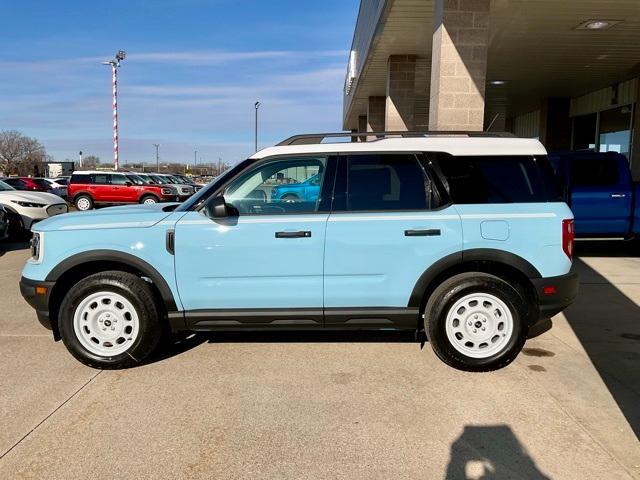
[67,171,202,211]
[0,176,69,198]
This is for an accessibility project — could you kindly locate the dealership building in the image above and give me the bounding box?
[343,0,640,177]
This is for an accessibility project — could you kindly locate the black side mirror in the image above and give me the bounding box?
[205,195,235,218]
[125,181,133,187]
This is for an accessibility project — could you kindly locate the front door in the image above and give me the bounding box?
[174,156,332,328]
[568,155,632,235]
[323,153,463,329]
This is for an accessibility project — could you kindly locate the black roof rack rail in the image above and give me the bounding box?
[277,131,515,146]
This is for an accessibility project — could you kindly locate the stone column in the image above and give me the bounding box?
[367,96,386,133]
[429,0,490,131]
[386,55,418,131]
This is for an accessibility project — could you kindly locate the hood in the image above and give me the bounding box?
[34,202,181,232]
[0,191,65,204]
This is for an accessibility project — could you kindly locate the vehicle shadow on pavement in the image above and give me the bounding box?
[0,241,29,257]
[142,330,418,366]
[565,251,640,439]
[445,425,551,479]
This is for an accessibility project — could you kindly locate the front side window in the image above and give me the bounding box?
[345,154,429,211]
[224,157,326,214]
[570,157,619,186]
[109,174,128,185]
[93,174,109,185]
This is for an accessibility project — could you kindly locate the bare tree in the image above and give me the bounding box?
[81,155,101,169]
[0,130,47,175]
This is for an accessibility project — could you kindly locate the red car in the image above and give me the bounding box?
[68,171,180,211]
[1,177,53,192]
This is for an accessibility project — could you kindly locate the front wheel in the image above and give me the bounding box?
[58,271,163,369]
[425,272,527,372]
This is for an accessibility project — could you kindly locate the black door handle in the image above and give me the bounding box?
[275,231,312,238]
[405,229,441,237]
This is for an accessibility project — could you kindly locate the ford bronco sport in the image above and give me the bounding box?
[20,132,578,371]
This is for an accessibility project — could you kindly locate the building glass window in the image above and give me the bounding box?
[598,105,632,160]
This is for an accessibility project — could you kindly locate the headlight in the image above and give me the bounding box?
[30,232,43,263]
[161,188,176,195]
[12,200,46,208]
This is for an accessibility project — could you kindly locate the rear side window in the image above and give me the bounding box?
[437,154,560,204]
[570,157,619,186]
[70,174,93,184]
[345,154,429,211]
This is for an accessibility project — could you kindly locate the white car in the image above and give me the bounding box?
[0,180,68,237]
[44,177,69,199]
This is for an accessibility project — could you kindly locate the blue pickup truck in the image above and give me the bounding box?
[549,151,640,239]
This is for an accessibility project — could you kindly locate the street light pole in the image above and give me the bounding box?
[254,101,261,152]
[153,144,160,172]
[102,50,126,171]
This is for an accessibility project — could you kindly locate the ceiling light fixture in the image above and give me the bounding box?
[489,80,508,86]
[575,19,621,30]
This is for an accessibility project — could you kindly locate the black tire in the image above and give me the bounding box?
[6,211,29,240]
[140,194,159,204]
[58,271,163,369]
[424,272,528,372]
[74,194,94,211]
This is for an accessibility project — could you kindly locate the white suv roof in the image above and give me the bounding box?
[251,132,546,159]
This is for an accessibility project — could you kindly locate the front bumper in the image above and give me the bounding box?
[531,271,579,321]
[20,276,56,333]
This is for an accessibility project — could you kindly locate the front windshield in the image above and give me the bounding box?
[165,176,180,184]
[0,180,15,191]
[126,174,146,186]
[149,175,165,184]
[136,173,153,184]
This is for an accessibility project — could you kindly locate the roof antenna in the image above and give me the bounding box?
[486,113,500,132]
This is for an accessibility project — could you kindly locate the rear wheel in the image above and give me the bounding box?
[140,194,159,205]
[58,271,163,369]
[74,194,93,211]
[425,272,527,372]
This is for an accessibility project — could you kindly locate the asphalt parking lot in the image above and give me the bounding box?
[0,242,639,479]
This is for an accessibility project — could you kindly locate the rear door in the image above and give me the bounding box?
[323,153,463,329]
[568,154,632,235]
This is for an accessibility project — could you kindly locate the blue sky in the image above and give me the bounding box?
[0,0,358,165]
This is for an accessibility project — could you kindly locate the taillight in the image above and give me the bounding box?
[562,219,574,260]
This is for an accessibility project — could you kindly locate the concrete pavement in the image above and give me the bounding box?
[1,242,639,479]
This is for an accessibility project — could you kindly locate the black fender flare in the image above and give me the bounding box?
[408,248,542,308]
[46,250,178,311]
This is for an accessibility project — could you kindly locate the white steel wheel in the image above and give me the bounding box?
[73,291,140,356]
[444,292,514,359]
[76,197,92,211]
[142,196,157,205]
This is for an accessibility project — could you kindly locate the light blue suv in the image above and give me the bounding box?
[20,132,578,371]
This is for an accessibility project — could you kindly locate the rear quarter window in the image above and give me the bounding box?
[436,154,561,204]
[70,174,93,184]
